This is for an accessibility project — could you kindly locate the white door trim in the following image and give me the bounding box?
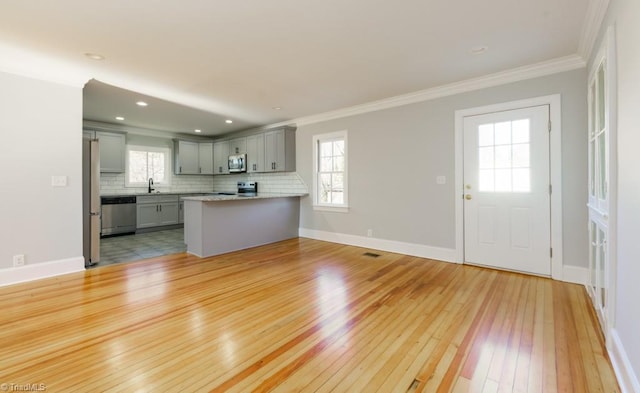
[454,94,563,280]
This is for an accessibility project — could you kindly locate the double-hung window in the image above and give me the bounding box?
[313,131,348,212]
[125,145,171,187]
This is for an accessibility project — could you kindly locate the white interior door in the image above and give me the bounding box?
[463,105,551,275]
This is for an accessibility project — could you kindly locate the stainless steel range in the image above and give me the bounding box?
[237,181,257,196]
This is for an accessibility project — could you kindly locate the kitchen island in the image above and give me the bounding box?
[182,193,305,257]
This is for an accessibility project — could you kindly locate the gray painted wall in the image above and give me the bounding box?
[0,71,83,269]
[297,69,588,267]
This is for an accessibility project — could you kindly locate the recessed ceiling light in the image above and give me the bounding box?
[194,129,202,133]
[136,101,148,107]
[225,120,233,124]
[84,52,105,61]
[272,107,282,110]
[115,116,125,121]
[469,46,488,55]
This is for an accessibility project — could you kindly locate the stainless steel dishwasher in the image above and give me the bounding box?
[101,196,137,236]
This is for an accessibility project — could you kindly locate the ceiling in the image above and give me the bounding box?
[0,0,590,136]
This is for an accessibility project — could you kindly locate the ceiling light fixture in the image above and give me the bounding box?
[84,52,105,61]
[272,107,282,110]
[115,116,125,121]
[194,129,202,133]
[136,101,148,107]
[225,120,233,124]
[469,46,488,55]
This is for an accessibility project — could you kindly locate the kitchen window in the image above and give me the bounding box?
[125,145,171,187]
[313,131,348,212]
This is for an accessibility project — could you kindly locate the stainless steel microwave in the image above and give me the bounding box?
[228,153,247,173]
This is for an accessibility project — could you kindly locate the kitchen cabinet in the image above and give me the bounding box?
[213,141,230,175]
[228,137,247,155]
[264,127,295,172]
[137,195,179,228]
[174,140,199,174]
[174,140,214,175]
[246,133,264,173]
[96,131,126,173]
[198,143,214,174]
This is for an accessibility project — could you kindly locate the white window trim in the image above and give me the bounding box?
[312,130,349,213]
[125,144,172,187]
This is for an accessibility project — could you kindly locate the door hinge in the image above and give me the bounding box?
[548,120,552,132]
[550,248,553,258]
[549,184,552,194]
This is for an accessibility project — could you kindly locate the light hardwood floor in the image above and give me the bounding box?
[0,238,619,392]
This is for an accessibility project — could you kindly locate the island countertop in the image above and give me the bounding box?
[181,192,307,202]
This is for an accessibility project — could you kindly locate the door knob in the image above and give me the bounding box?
[465,194,472,200]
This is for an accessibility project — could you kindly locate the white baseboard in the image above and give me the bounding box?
[298,228,459,263]
[610,329,640,393]
[562,265,589,285]
[0,257,85,287]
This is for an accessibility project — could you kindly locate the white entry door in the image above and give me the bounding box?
[463,105,551,275]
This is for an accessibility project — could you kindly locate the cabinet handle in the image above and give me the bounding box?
[160,205,162,212]
[179,166,182,173]
[156,205,159,212]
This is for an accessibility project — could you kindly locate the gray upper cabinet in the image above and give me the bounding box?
[96,131,126,173]
[246,133,264,173]
[174,140,199,174]
[264,127,295,172]
[213,141,230,175]
[211,126,295,175]
[174,140,214,175]
[198,142,214,174]
[228,137,247,155]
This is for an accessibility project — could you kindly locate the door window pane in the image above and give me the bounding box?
[494,146,512,168]
[478,124,494,146]
[598,131,607,200]
[512,144,530,168]
[494,122,511,145]
[494,169,512,192]
[479,147,494,169]
[597,63,606,132]
[479,169,494,192]
[512,120,530,143]
[476,119,531,193]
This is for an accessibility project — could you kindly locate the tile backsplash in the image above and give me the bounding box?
[212,172,309,194]
[100,171,308,195]
[100,173,214,195]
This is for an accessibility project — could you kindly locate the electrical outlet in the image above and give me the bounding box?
[367,229,373,237]
[13,254,25,267]
[436,175,446,185]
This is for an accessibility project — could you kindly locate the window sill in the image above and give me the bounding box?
[313,205,350,213]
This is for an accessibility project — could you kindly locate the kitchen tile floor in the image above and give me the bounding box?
[94,228,186,268]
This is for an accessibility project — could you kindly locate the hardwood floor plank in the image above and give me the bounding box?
[0,238,620,392]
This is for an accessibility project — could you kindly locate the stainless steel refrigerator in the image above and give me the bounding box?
[83,136,100,266]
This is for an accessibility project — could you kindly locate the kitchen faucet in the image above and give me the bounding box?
[148,178,154,193]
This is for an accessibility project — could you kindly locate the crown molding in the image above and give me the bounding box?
[271,55,586,129]
[577,0,611,60]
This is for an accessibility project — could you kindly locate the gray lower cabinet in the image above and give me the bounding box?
[137,195,179,228]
